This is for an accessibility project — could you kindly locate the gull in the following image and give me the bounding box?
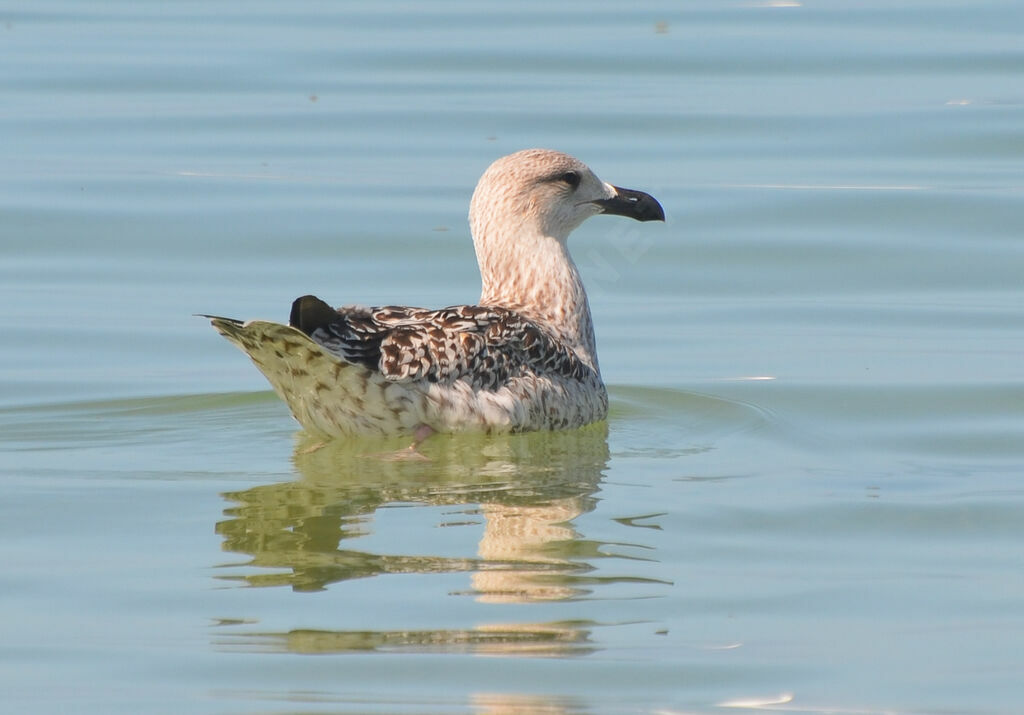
[206,149,664,442]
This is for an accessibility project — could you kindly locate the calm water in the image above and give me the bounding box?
[2,1,1023,713]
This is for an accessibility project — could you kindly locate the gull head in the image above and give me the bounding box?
[469,148,664,245]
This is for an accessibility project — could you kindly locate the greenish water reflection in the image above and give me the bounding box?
[214,622,597,658]
[217,424,665,599]
[215,424,667,656]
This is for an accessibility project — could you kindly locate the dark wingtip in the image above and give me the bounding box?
[196,313,242,324]
[290,295,340,335]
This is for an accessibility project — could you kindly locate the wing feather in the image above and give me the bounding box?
[291,298,595,389]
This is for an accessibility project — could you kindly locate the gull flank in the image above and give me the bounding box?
[206,149,664,439]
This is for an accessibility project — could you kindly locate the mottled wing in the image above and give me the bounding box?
[301,305,390,372]
[374,305,513,388]
[297,300,596,390]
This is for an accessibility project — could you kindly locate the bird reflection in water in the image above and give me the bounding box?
[213,423,663,658]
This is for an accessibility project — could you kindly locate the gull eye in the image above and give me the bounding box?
[559,171,581,189]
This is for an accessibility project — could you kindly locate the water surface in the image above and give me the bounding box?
[2,1,1023,713]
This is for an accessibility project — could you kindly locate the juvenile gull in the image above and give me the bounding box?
[206,149,664,439]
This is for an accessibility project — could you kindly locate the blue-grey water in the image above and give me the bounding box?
[2,1,1023,713]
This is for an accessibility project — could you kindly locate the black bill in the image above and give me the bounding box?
[592,185,665,222]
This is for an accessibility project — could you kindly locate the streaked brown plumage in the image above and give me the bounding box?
[207,149,663,438]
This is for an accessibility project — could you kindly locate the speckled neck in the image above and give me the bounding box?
[472,219,599,374]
